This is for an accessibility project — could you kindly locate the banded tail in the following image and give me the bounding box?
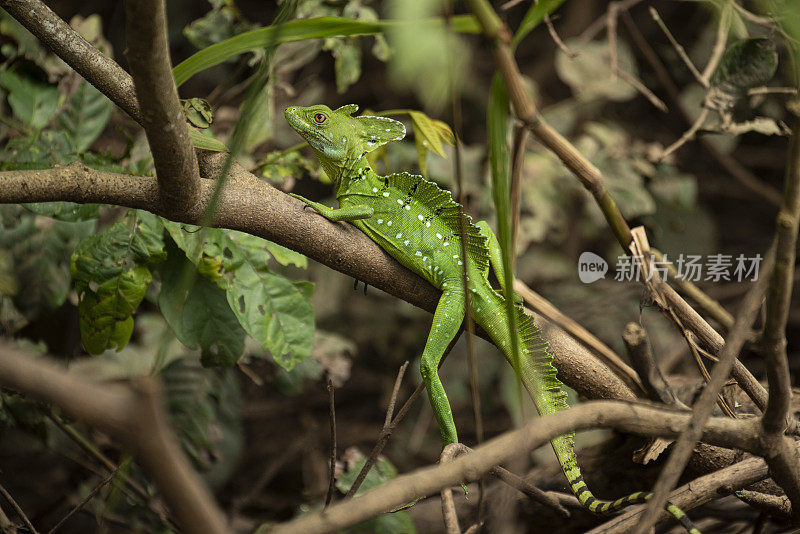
[475,289,701,534]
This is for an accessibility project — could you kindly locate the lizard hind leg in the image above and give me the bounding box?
[420,281,466,446]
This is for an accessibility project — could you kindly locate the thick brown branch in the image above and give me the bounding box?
[0,343,227,534]
[270,401,761,534]
[124,0,200,212]
[0,0,142,124]
[586,454,774,533]
[0,161,634,404]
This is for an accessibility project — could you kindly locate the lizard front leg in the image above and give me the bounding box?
[289,193,374,222]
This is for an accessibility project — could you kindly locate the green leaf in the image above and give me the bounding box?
[58,80,113,152]
[711,38,778,95]
[488,74,523,396]
[555,38,638,102]
[183,3,258,51]
[512,0,567,48]
[407,111,454,177]
[163,222,315,370]
[182,97,214,129]
[58,81,110,151]
[162,358,244,486]
[335,452,416,533]
[157,241,246,367]
[70,211,167,354]
[189,129,229,152]
[0,70,59,129]
[23,202,101,222]
[0,206,96,319]
[172,15,480,87]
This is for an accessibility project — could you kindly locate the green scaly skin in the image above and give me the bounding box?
[285,104,700,534]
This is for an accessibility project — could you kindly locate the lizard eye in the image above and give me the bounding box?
[313,113,327,124]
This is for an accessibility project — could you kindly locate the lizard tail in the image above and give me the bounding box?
[479,294,701,534]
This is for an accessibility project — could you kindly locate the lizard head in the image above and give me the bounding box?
[284,104,406,163]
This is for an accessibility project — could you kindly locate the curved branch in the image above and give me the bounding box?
[586,454,774,533]
[0,342,227,534]
[270,402,761,534]
[0,160,635,405]
[124,0,200,212]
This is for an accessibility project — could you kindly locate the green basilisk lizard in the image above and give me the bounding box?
[285,103,700,533]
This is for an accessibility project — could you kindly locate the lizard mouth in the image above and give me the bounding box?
[284,107,332,147]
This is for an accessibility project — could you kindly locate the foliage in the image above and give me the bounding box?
[0,0,798,531]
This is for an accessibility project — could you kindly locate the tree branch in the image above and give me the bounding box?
[587,453,776,533]
[633,248,775,534]
[0,160,636,405]
[270,401,762,534]
[124,0,200,213]
[0,342,227,534]
[759,116,800,522]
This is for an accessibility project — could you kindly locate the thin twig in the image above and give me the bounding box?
[699,5,731,85]
[345,336,461,499]
[0,481,38,534]
[649,6,705,86]
[631,249,775,534]
[0,343,228,534]
[576,0,643,44]
[324,376,337,508]
[659,108,710,160]
[510,124,527,269]
[607,2,620,81]
[440,444,463,534]
[544,14,576,58]
[622,9,783,206]
[514,279,645,394]
[622,323,683,407]
[385,362,410,428]
[46,471,117,534]
[759,115,800,521]
[615,68,668,112]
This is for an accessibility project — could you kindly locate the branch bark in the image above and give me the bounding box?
[633,248,775,534]
[586,453,775,533]
[0,342,227,534]
[0,160,635,405]
[124,0,200,213]
[760,116,800,522]
[270,401,762,534]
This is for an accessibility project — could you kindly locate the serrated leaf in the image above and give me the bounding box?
[70,212,166,354]
[556,38,638,102]
[711,38,778,96]
[189,129,229,152]
[0,70,58,129]
[162,358,243,483]
[163,222,315,370]
[157,241,246,367]
[408,110,454,176]
[0,206,95,318]
[324,37,362,94]
[23,202,100,222]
